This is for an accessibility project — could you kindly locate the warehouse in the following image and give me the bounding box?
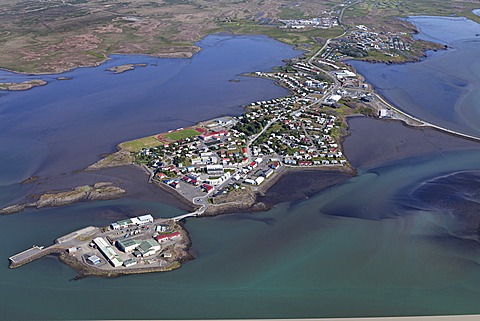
[93,237,123,267]
[155,231,181,243]
[110,214,154,230]
[116,238,140,253]
[134,239,161,257]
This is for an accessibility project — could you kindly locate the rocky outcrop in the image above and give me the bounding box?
[0,79,47,91]
[106,63,147,74]
[86,150,134,170]
[0,182,126,215]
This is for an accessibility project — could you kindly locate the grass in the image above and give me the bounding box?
[215,21,344,47]
[344,0,480,26]
[119,136,160,152]
[278,7,311,20]
[119,128,201,152]
[162,128,201,141]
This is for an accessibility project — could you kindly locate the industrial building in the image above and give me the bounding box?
[110,214,154,230]
[123,258,137,267]
[117,237,162,258]
[134,239,161,257]
[155,232,181,243]
[87,255,101,265]
[93,237,123,267]
[116,238,140,253]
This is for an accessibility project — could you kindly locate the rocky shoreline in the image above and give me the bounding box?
[86,150,134,171]
[0,79,47,91]
[201,166,354,217]
[107,63,147,74]
[9,219,194,279]
[57,226,193,279]
[0,182,126,215]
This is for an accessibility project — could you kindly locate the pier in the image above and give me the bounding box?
[8,245,62,268]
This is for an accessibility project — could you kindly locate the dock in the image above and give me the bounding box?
[8,245,62,268]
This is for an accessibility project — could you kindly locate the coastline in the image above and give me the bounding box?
[0,46,201,76]
[56,223,194,279]
[7,15,480,279]
[9,219,194,278]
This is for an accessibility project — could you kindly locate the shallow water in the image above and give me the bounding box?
[2,148,480,319]
[349,16,480,138]
[1,28,480,319]
[0,34,300,183]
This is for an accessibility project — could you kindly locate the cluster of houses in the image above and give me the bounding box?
[255,71,313,96]
[133,56,355,200]
[250,107,346,166]
[320,26,413,62]
[347,30,411,52]
[279,17,339,29]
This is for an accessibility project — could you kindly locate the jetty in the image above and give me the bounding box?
[9,245,62,268]
[8,215,193,275]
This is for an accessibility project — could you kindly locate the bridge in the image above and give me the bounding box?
[172,202,207,222]
[172,212,200,222]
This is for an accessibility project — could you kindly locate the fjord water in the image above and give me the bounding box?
[349,16,480,138]
[0,34,298,183]
[1,27,480,319]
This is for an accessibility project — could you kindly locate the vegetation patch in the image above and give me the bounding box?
[161,128,202,142]
[119,136,161,152]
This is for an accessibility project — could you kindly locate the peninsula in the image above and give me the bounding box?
[7,0,480,278]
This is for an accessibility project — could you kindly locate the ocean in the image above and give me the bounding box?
[1,19,480,319]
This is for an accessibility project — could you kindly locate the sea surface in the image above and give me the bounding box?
[348,16,480,138]
[1,22,480,319]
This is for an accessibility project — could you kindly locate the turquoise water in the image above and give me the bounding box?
[1,27,480,319]
[2,150,480,319]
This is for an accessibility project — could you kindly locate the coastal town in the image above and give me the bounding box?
[7,0,477,278]
[6,37,381,274]
[7,10,457,274]
[123,60,366,211]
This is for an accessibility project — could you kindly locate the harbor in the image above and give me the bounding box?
[8,214,195,276]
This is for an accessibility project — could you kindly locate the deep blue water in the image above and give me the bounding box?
[0,34,299,184]
[1,27,480,319]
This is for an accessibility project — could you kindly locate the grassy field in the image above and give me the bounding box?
[119,136,160,152]
[162,128,201,141]
[118,128,201,152]
[343,0,480,28]
[215,21,344,47]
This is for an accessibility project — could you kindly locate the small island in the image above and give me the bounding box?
[0,182,126,215]
[106,63,147,74]
[9,214,192,277]
[0,79,47,91]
